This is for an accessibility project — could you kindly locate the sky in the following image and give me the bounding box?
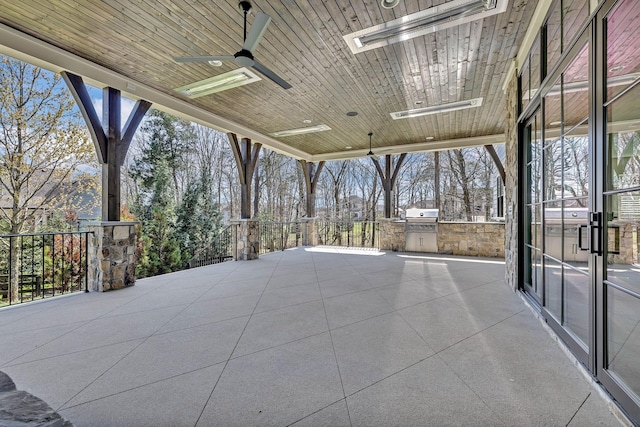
[87,84,137,126]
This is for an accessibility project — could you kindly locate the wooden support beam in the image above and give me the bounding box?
[228,133,261,219]
[62,72,107,163]
[62,72,151,221]
[300,160,325,217]
[484,144,505,184]
[104,87,121,222]
[371,153,407,218]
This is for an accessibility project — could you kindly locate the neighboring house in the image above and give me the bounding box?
[0,169,100,232]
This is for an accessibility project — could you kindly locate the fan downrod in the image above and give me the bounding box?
[367,132,375,156]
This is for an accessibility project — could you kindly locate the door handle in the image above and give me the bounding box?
[589,212,602,255]
[577,225,589,251]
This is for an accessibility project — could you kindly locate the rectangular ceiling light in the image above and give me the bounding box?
[390,98,483,120]
[524,73,640,101]
[270,124,331,137]
[175,67,261,98]
[344,0,508,54]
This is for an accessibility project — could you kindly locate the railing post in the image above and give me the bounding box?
[41,235,45,298]
[61,234,66,294]
[84,232,89,293]
[19,235,23,303]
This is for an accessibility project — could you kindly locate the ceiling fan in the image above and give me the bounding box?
[173,1,292,90]
[367,132,392,156]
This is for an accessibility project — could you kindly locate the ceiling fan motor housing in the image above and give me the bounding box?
[234,49,255,67]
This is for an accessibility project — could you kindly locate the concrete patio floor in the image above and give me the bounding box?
[0,247,625,426]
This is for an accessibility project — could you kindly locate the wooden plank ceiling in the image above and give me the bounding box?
[0,0,536,160]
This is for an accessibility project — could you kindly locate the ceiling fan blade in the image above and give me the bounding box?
[243,12,271,53]
[252,61,292,90]
[173,55,234,63]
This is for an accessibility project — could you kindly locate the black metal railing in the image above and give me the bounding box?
[259,220,379,254]
[188,225,235,268]
[260,222,303,254]
[316,220,379,249]
[0,231,90,306]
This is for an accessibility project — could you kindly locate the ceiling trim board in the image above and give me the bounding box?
[501,0,553,92]
[309,134,506,161]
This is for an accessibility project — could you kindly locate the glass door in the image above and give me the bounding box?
[518,0,640,421]
[596,0,640,420]
[540,37,591,364]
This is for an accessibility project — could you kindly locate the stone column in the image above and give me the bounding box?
[300,217,318,246]
[609,223,638,265]
[504,72,519,291]
[233,219,260,260]
[379,218,406,251]
[87,221,138,292]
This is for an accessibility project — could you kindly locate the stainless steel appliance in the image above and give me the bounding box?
[544,207,589,262]
[405,208,439,252]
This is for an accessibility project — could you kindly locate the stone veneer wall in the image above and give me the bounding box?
[504,72,519,290]
[87,222,138,292]
[438,222,505,257]
[609,223,638,265]
[233,219,259,260]
[379,218,406,251]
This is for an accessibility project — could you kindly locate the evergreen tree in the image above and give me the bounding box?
[175,173,223,264]
[129,109,193,203]
[128,109,226,276]
[135,160,182,277]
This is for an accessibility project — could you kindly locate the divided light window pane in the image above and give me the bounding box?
[563,0,589,53]
[606,83,640,191]
[607,286,640,398]
[563,43,590,130]
[544,75,562,130]
[544,142,563,202]
[530,38,542,102]
[563,122,590,198]
[520,58,531,112]
[606,0,640,102]
[546,0,562,74]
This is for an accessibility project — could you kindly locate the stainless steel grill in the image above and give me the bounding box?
[405,208,439,252]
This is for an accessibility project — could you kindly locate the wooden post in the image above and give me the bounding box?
[62,72,151,221]
[300,160,325,217]
[371,153,407,218]
[228,133,261,219]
